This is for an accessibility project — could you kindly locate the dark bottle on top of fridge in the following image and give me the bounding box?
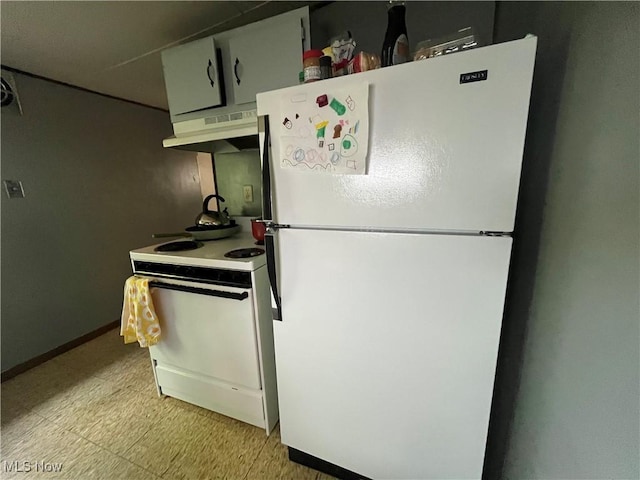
[381,0,410,67]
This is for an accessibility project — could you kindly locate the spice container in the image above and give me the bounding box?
[303,49,323,83]
[320,56,333,79]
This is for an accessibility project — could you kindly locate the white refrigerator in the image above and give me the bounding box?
[256,36,537,480]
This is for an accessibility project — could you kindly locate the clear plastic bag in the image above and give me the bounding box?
[413,27,477,61]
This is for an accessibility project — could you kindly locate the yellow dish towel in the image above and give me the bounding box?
[120,276,161,347]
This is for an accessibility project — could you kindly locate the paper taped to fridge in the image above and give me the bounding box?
[279,83,369,174]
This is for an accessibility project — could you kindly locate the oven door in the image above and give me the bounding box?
[145,278,262,390]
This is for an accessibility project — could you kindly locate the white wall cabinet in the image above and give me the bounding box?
[162,8,307,118]
[229,15,304,105]
[162,36,224,116]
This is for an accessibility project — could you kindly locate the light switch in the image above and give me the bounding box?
[243,185,253,202]
[3,180,25,198]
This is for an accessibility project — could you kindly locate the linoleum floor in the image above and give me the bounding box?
[0,329,334,480]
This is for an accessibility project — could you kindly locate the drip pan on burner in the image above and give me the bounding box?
[224,248,265,259]
[154,240,203,252]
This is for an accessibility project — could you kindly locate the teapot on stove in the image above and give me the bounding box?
[195,194,231,227]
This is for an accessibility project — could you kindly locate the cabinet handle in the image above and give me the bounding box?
[206,59,215,87]
[234,58,241,86]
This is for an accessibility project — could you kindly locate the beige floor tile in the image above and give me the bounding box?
[1,416,159,480]
[33,375,122,431]
[81,387,175,455]
[244,426,321,480]
[1,415,91,479]
[1,390,29,429]
[0,330,147,418]
[61,442,160,480]
[53,328,147,380]
[1,410,49,457]
[72,333,159,400]
[69,385,175,457]
[99,354,158,398]
[124,406,267,478]
[1,360,85,413]
[73,327,137,359]
[3,329,324,480]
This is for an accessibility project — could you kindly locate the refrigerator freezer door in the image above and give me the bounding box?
[274,229,513,479]
[258,37,536,233]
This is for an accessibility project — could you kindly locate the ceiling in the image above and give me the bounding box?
[0,1,317,111]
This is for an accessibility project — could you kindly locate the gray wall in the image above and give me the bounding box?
[311,1,495,54]
[1,73,203,372]
[485,2,640,478]
[213,150,262,218]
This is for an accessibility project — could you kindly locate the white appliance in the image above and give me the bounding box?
[256,36,537,479]
[129,231,278,434]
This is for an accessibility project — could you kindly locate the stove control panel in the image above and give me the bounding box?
[133,261,252,288]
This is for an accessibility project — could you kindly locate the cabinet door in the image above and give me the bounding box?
[229,15,303,105]
[162,36,224,115]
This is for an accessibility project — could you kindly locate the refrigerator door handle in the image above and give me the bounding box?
[261,114,283,321]
[265,232,283,321]
[261,114,273,224]
[258,115,289,232]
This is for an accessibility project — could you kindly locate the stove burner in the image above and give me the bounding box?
[224,248,265,259]
[154,240,202,252]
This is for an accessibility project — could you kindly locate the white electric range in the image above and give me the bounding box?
[130,234,267,271]
[129,231,278,434]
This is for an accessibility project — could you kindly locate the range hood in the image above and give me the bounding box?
[162,107,260,154]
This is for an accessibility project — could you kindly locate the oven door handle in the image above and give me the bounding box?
[149,281,249,301]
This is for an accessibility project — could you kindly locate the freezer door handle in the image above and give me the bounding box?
[264,233,282,321]
[261,114,273,223]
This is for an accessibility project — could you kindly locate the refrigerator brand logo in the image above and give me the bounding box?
[460,70,488,84]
